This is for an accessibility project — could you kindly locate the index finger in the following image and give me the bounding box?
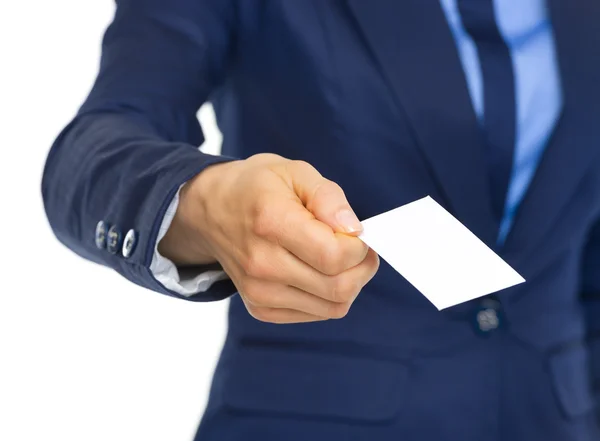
[272,202,369,276]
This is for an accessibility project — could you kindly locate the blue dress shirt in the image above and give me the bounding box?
[440,0,563,243]
[151,0,565,295]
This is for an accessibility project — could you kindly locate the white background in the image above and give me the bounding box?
[0,2,228,440]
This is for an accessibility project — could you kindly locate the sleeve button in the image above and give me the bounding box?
[95,221,109,249]
[107,226,122,255]
[122,229,138,259]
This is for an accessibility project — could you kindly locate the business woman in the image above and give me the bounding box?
[42,0,600,439]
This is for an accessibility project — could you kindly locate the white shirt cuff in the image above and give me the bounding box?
[149,185,228,297]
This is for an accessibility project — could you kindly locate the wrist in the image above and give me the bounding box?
[158,162,233,265]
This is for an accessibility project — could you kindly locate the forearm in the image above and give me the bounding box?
[41,0,240,299]
[42,110,232,288]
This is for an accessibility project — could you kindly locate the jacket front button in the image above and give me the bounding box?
[473,297,503,335]
[477,308,499,332]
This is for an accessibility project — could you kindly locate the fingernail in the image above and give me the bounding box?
[336,209,363,233]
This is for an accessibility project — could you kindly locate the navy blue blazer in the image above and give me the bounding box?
[42,1,600,440]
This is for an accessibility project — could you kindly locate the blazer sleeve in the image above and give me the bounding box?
[41,0,238,301]
[582,218,600,403]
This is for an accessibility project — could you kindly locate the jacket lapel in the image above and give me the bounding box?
[345,0,498,247]
[503,0,600,263]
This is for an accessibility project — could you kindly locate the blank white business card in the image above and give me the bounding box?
[358,196,525,310]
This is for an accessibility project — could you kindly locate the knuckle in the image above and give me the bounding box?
[239,279,267,305]
[242,251,270,279]
[346,241,367,264]
[243,300,258,315]
[318,241,345,275]
[308,180,343,211]
[254,152,283,163]
[331,274,359,303]
[322,180,344,195]
[245,303,278,323]
[328,301,351,319]
[258,308,290,324]
[248,306,272,323]
[292,160,316,174]
[252,198,278,238]
[237,277,251,297]
[316,180,345,201]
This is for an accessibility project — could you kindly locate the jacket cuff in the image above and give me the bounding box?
[149,183,231,297]
[107,149,238,301]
